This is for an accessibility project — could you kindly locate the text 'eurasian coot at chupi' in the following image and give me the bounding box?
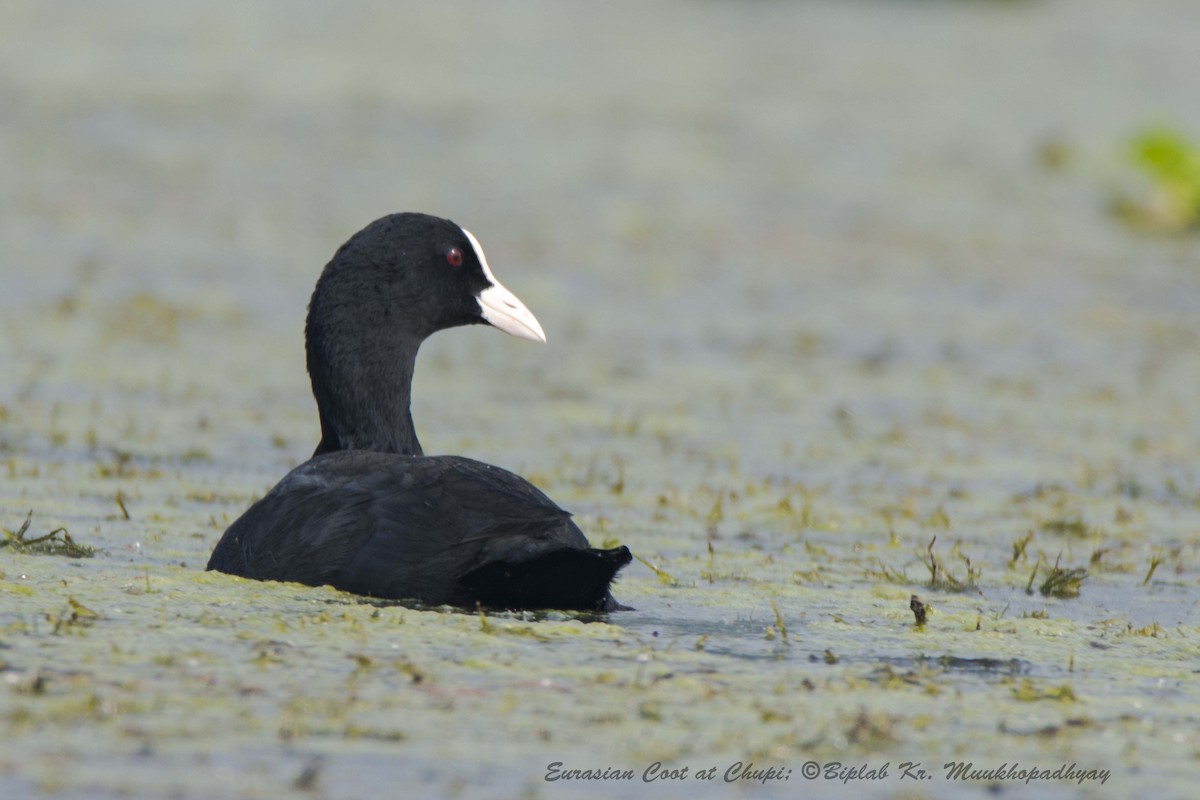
[207,213,631,611]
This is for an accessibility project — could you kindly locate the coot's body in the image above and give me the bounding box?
[207,213,630,611]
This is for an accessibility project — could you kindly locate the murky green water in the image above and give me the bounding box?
[3,1,1199,798]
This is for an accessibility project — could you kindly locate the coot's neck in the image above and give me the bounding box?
[306,291,425,458]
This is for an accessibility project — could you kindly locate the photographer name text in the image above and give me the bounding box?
[544,760,1110,786]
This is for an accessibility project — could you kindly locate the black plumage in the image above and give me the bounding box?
[207,213,630,611]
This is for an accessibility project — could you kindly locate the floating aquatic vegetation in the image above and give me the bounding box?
[1,511,94,558]
[101,291,196,345]
[1036,137,1073,171]
[1125,621,1164,638]
[115,491,130,520]
[1142,554,1164,586]
[767,598,789,644]
[924,536,979,592]
[632,553,677,585]
[909,594,928,627]
[47,598,101,635]
[1012,679,1078,703]
[1041,517,1089,537]
[1028,554,1088,598]
[1009,530,1034,567]
[1111,127,1200,233]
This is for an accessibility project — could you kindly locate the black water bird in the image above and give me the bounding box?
[207,213,631,611]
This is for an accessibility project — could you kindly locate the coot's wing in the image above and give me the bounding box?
[207,451,394,586]
[207,452,628,609]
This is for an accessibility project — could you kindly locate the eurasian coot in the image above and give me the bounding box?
[207,213,631,611]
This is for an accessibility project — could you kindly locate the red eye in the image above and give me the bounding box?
[446,247,463,267]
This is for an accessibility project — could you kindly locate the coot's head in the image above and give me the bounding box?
[309,213,545,343]
[306,213,545,456]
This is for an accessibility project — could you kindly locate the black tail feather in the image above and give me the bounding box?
[460,546,632,612]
